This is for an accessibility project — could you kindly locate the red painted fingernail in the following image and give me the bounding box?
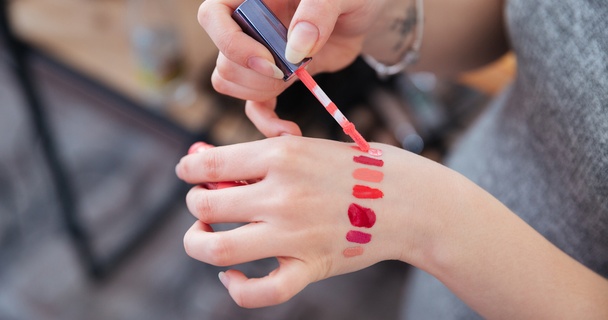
[188,141,214,155]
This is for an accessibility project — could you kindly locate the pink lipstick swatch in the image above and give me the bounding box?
[353,155,384,167]
[353,185,384,199]
[346,230,372,244]
[348,203,376,228]
[352,168,384,183]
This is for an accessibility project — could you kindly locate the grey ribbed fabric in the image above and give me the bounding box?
[400,0,608,318]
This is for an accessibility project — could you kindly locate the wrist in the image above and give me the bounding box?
[390,162,478,271]
[361,0,423,77]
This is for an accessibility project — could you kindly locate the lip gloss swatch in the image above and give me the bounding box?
[353,155,384,167]
[344,148,384,258]
[353,185,384,199]
[350,146,383,157]
[352,168,384,183]
[348,203,376,228]
[343,246,364,257]
[368,148,383,157]
[346,230,372,244]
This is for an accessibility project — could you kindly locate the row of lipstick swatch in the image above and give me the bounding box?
[343,148,384,258]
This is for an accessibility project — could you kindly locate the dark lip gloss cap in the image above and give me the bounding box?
[232,0,311,81]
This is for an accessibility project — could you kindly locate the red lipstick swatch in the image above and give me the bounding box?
[348,203,376,228]
[353,185,384,199]
[346,230,372,244]
[353,155,384,167]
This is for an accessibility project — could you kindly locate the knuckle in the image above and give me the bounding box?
[186,189,215,223]
[268,140,302,168]
[267,281,293,305]
[195,193,215,223]
[211,69,231,95]
[215,55,233,79]
[217,33,242,64]
[201,150,223,181]
[232,288,247,308]
[178,158,193,177]
[206,235,232,266]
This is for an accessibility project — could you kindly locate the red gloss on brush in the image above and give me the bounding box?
[295,68,370,152]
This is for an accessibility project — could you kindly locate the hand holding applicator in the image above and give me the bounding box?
[232,0,370,152]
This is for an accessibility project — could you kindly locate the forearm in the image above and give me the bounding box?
[410,172,608,319]
[362,0,510,77]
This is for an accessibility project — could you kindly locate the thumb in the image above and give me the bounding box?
[219,258,312,308]
[245,99,302,137]
[285,1,340,64]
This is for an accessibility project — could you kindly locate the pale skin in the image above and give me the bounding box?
[177,0,608,317]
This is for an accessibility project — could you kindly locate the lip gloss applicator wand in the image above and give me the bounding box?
[232,0,370,152]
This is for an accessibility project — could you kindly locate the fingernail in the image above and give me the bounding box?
[248,56,284,79]
[218,271,230,288]
[286,21,318,64]
[280,132,292,136]
[175,162,182,178]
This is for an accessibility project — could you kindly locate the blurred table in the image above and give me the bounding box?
[9,0,220,132]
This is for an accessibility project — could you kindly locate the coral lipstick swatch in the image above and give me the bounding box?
[343,147,385,258]
[342,246,364,257]
[352,168,384,183]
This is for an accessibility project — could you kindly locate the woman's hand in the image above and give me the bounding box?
[198,0,388,136]
[175,136,608,316]
[175,136,452,307]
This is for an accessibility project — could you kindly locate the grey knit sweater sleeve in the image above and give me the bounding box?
[400,0,608,318]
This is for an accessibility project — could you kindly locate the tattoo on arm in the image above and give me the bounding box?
[390,5,417,53]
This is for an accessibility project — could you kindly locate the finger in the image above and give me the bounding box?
[220,258,311,308]
[213,53,290,98]
[184,220,293,267]
[245,100,303,137]
[176,140,270,184]
[285,0,341,63]
[212,67,279,102]
[186,184,269,224]
[198,0,283,79]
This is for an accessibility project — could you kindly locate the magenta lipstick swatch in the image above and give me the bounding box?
[346,230,372,244]
[353,155,384,167]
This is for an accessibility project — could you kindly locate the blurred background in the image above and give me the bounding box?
[0,0,515,319]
